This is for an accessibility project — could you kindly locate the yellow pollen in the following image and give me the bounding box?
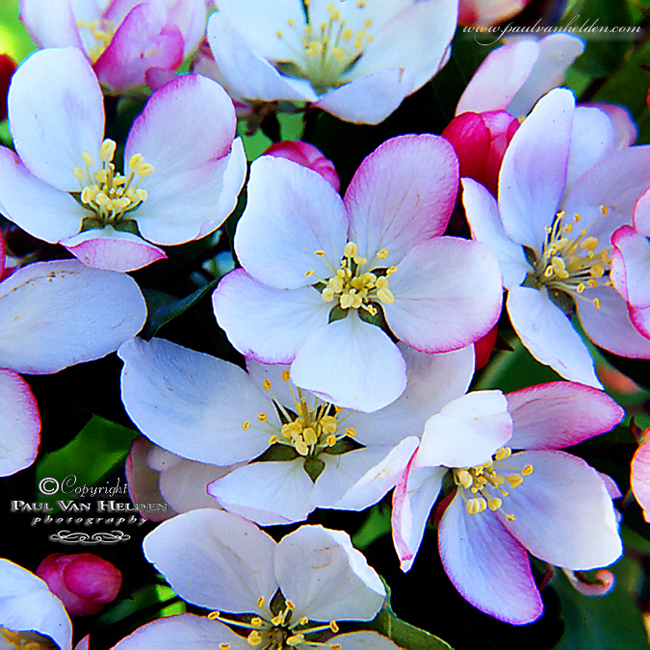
[305,269,316,277]
[219,645,230,650]
[593,298,601,309]
[286,600,295,610]
[99,139,116,162]
[263,379,271,390]
[287,635,304,647]
[242,421,251,430]
[377,249,389,259]
[326,433,337,446]
[506,514,516,522]
[208,612,221,620]
[269,436,279,445]
[247,631,262,646]
[257,596,265,607]
[523,465,533,476]
[315,250,325,256]
[345,427,356,437]
[81,151,95,167]
[282,370,291,382]
[488,497,502,511]
[257,413,268,422]
[494,447,511,461]
[329,621,339,633]
[507,474,524,489]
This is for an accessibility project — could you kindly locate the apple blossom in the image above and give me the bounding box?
[206,0,459,124]
[118,336,475,525]
[611,189,650,339]
[111,509,401,650]
[0,53,15,121]
[213,134,502,412]
[264,141,340,191]
[463,88,650,387]
[391,382,624,624]
[36,554,122,617]
[0,256,147,477]
[20,0,208,93]
[0,558,72,650]
[0,47,246,272]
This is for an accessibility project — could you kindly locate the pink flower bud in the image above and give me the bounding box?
[443,110,519,196]
[37,553,122,617]
[474,323,499,370]
[0,53,16,122]
[264,141,340,192]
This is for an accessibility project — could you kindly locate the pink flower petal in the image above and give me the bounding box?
[234,156,348,289]
[507,381,624,450]
[94,3,184,91]
[0,369,40,477]
[632,437,650,522]
[345,134,459,264]
[63,227,167,272]
[500,450,622,570]
[20,0,85,50]
[438,493,543,625]
[384,237,503,352]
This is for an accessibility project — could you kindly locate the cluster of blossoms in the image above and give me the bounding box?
[2,2,650,649]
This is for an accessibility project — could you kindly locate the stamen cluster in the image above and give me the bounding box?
[209,595,341,650]
[531,208,612,310]
[317,242,395,316]
[276,2,375,94]
[76,19,116,62]
[452,447,533,521]
[72,139,153,228]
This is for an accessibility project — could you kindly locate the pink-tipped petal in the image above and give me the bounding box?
[20,0,85,50]
[63,227,167,272]
[507,381,624,450]
[0,369,40,477]
[94,3,184,91]
[501,450,622,570]
[9,47,104,192]
[125,74,245,245]
[576,286,650,358]
[438,494,543,625]
[632,437,650,522]
[384,237,503,352]
[346,134,459,264]
[290,311,407,413]
[265,141,340,191]
[457,39,540,115]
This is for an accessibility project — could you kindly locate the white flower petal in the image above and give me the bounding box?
[0,260,146,375]
[276,526,385,622]
[0,370,40,477]
[506,285,601,388]
[0,558,72,650]
[119,338,273,465]
[143,509,278,613]
[9,47,104,192]
[290,311,407,412]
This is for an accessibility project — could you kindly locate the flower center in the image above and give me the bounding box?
[76,19,117,62]
[310,242,395,319]
[241,371,359,482]
[275,2,375,94]
[209,594,341,650]
[525,208,612,312]
[72,139,153,230]
[452,447,533,521]
[0,627,57,650]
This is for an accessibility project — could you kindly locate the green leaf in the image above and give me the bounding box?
[552,556,648,649]
[140,279,219,340]
[34,416,138,503]
[352,504,392,551]
[564,0,634,77]
[367,583,454,650]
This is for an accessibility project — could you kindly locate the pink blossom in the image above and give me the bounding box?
[37,554,122,617]
[20,0,209,93]
[264,141,340,191]
[391,381,624,624]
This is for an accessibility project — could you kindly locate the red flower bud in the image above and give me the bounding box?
[37,553,122,616]
[0,54,16,122]
[264,141,340,191]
